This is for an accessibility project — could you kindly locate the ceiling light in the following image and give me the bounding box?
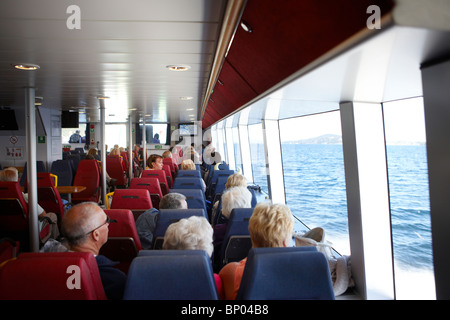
[186,108,194,111]
[97,95,109,99]
[240,20,253,33]
[14,63,40,71]
[180,96,193,100]
[166,65,191,71]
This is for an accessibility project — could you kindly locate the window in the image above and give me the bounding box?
[105,124,127,150]
[248,123,268,194]
[383,97,435,299]
[62,124,87,145]
[279,111,349,255]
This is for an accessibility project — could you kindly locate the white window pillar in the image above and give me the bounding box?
[340,101,394,300]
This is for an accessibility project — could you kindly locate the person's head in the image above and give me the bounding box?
[249,202,294,248]
[159,192,188,210]
[221,186,252,219]
[110,147,120,156]
[0,167,19,182]
[75,130,80,134]
[154,133,159,139]
[147,154,163,170]
[87,148,98,156]
[225,173,247,189]
[181,159,196,170]
[162,215,213,257]
[162,150,172,158]
[61,202,113,254]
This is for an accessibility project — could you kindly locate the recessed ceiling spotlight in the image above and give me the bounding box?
[14,63,40,71]
[240,20,253,33]
[166,65,191,71]
[180,96,194,100]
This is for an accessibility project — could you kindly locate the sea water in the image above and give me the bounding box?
[252,143,435,299]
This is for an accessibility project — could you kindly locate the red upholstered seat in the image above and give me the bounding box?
[72,160,100,203]
[106,155,128,187]
[141,170,169,195]
[35,172,65,225]
[101,209,142,273]
[0,181,29,238]
[0,252,106,300]
[110,189,152,220]
[129,178,163,210]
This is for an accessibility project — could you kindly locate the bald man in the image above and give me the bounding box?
[61,202,126,300]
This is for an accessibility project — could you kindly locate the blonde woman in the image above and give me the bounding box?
[219,202,294,300]
[181,159,206,191]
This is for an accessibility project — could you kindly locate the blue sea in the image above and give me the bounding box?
[251,143,433,273]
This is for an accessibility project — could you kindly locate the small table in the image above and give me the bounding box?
[56,186,86,203]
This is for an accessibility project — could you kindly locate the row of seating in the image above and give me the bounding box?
[0,247,335,300]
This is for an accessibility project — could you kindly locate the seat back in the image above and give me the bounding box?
[162,164,173,189]
[106,155,128,187]
[19,161,46,186]
[36,172,65,224]
[236,247,335,300]
[211,175,228,203]
[173,177,204,190]
[206,169,234,199]
[0,181,29,234]
[163,158,177,176]
[176,170,201,178]
[129,178,163,209]
[110,189,152,220]
[123,250,218,300]
[141,170,169,195]
[0,252,107,300]
[0,238,19,265]
[101,209,142,274]
[153,209,207,249]
[219,208,254,268]
[51,159,74,186]
[120,152,130,172]
[72,160,100,203]
[169,188,207,214]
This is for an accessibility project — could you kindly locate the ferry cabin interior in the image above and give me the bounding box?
[1,0,450,300]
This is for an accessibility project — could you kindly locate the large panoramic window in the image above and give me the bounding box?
[248,123,268,194]
[279,111,349,255]
[383,97,435,300]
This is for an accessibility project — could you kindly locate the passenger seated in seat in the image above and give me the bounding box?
[135,192,187,249]
[181,159,206,191]
[0,167,60,240]
[219,202,294,300]
[146,154,163,170]
[61,202,127,300]
[159,192,188,210]
[162,215,224,299]
[212,186,252,269]
[211,173,247,223]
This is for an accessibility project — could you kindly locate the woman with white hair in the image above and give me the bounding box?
[162,215,223,299]
[212,186,252,270]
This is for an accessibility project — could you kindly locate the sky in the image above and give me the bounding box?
[277,97,426,145]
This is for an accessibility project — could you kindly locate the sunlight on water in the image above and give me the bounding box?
[395,265,436,300]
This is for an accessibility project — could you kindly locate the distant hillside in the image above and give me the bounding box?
[283,134,342,145]
[282,134,425,145]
